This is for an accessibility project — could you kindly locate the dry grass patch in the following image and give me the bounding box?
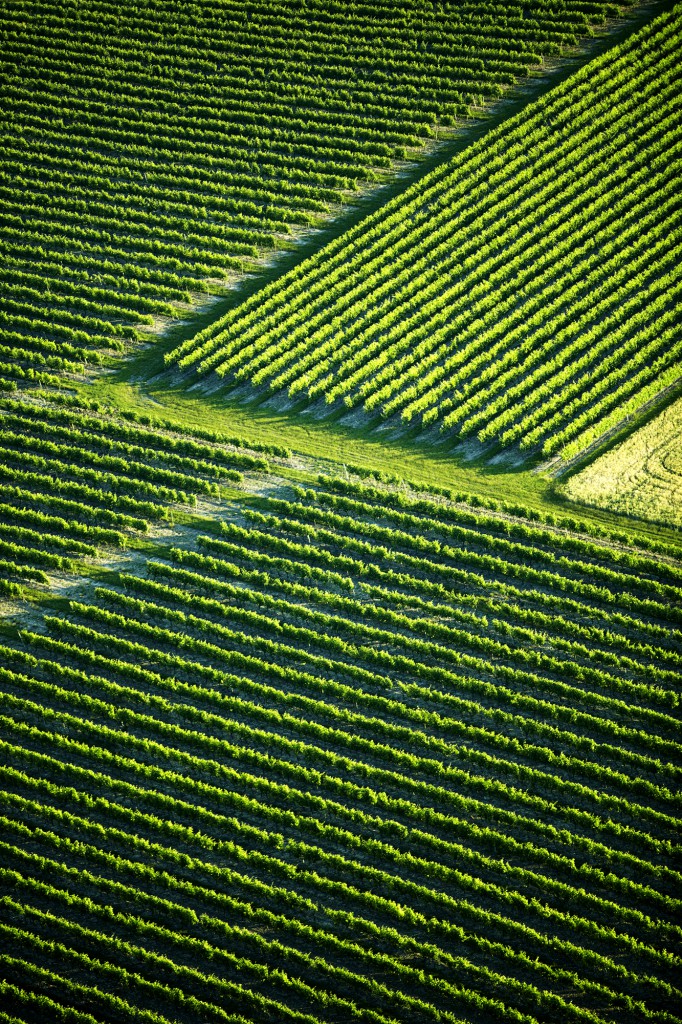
[564,393,682,529]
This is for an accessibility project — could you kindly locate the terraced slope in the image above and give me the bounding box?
[1,473,680,1023]
[0,0,626,389]
[170,7,682,461]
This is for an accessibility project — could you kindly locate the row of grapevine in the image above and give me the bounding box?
[0,0,627,387]
[169,7,682,461]
[1,470,679,1022]
[0,390,282,591]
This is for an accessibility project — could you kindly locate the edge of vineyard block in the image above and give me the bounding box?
[117,0,670,391]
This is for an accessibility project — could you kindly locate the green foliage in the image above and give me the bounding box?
[0,4,680,1024]
[0,0,624,389]
[1,469,680,1023]
[172,8,682,461]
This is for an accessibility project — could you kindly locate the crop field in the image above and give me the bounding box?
[564,393,682,529]
[0,0,629,389]
[1,470,681,1023]
[170,6,682,461]
[0,1,680,1023]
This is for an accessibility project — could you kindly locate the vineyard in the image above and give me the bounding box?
[1,472,681,1023]
[0,0,629,389]
[170,6,682,462]
[0,389,292,595]
[1,1,681,1022]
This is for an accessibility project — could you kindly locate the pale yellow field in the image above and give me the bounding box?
[564,394,682,529]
